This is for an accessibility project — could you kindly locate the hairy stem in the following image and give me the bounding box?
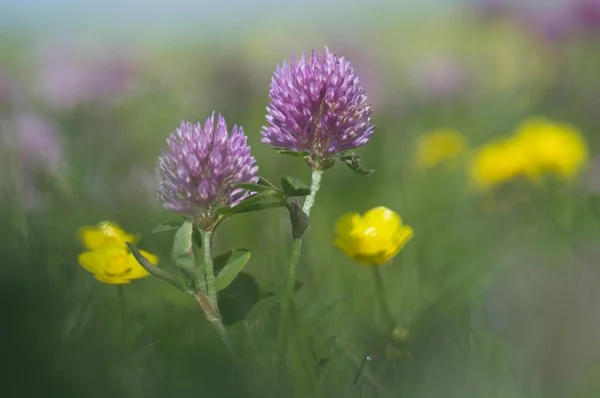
[302,169,323,216]
[278,169,324,366]
[200,230,231,351]
[203,230,217,302]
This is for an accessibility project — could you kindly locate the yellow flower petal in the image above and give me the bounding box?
[94,274,131,284]
[334,207,413,266]
[416,129,468,170]
[124,249,157,280]
[77,244,153,284]
[334,213,361,254]
[78,221,138,250]
[78,250,105,274]
[362,206,401,235]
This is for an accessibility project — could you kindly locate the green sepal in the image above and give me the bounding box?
[126,242,186,292]
[152,221,183,233]
[214,249,251,292]
[171,221,197,280]
[340,152,374,176]
[279,175,311,197]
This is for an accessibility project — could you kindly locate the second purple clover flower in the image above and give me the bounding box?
[262,46,374,170]
[157,112,259,231]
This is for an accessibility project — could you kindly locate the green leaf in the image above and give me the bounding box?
[279,175,311,197]
[172,221,197,280]
[217,272,261,326]
[126,242,186,292]
[229,201,285,215]
[257,176,277,188]
[275,148,309,158]
[152,221,182,233]
[219,190,285,216]
[233,182,282,194]
[214,249,251,291]
[287,199,309,238]
[303,295,347,326]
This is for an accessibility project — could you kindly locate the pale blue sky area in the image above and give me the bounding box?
[0,0,554,44]
[0,0,455,39]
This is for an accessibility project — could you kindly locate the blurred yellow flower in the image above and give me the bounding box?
[79,221,138,250]
[469,117,588,191]
[416,128,468,170]
[78,245,158,284]
[77,221,158,284]
[512,117,588,180]
[469,138,531,191]
[335,206,413,265]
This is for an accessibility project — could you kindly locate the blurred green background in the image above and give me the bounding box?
[2,0,600,397]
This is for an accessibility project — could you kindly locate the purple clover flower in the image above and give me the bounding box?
[15,112,64,175]
[409,54,472,103]
[157,112,258,230]
[262,46,374,170]
[572,0,600,32]
[528,6,577,44]
[35,45,138,111]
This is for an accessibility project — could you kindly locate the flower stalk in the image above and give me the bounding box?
[197,228,231,351]
[371,266,396,332]
[278,169,323,364]
[202,229,217,302]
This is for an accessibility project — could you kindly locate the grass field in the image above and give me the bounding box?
[2,2,600,397]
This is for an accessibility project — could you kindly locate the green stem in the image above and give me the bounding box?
[371,267,396,332]
[200,230,232,352]
[211,319,234,355]
[203,230,216,302]
[302,169,323,216]
[277,169,323,365]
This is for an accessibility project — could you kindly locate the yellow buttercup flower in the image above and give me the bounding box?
[78,245,158,284]
[335,206,413,265]
[79,221,138,250]
[469,138,531,191]
[77,221,158,284]
[469,117,588,191]
[415,128,468,170]
[512,117,588,180]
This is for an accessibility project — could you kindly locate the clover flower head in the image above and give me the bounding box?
[157,112,259,230]
[572,0,600,32]
[335,207,413,265]
[262,46,374,170]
